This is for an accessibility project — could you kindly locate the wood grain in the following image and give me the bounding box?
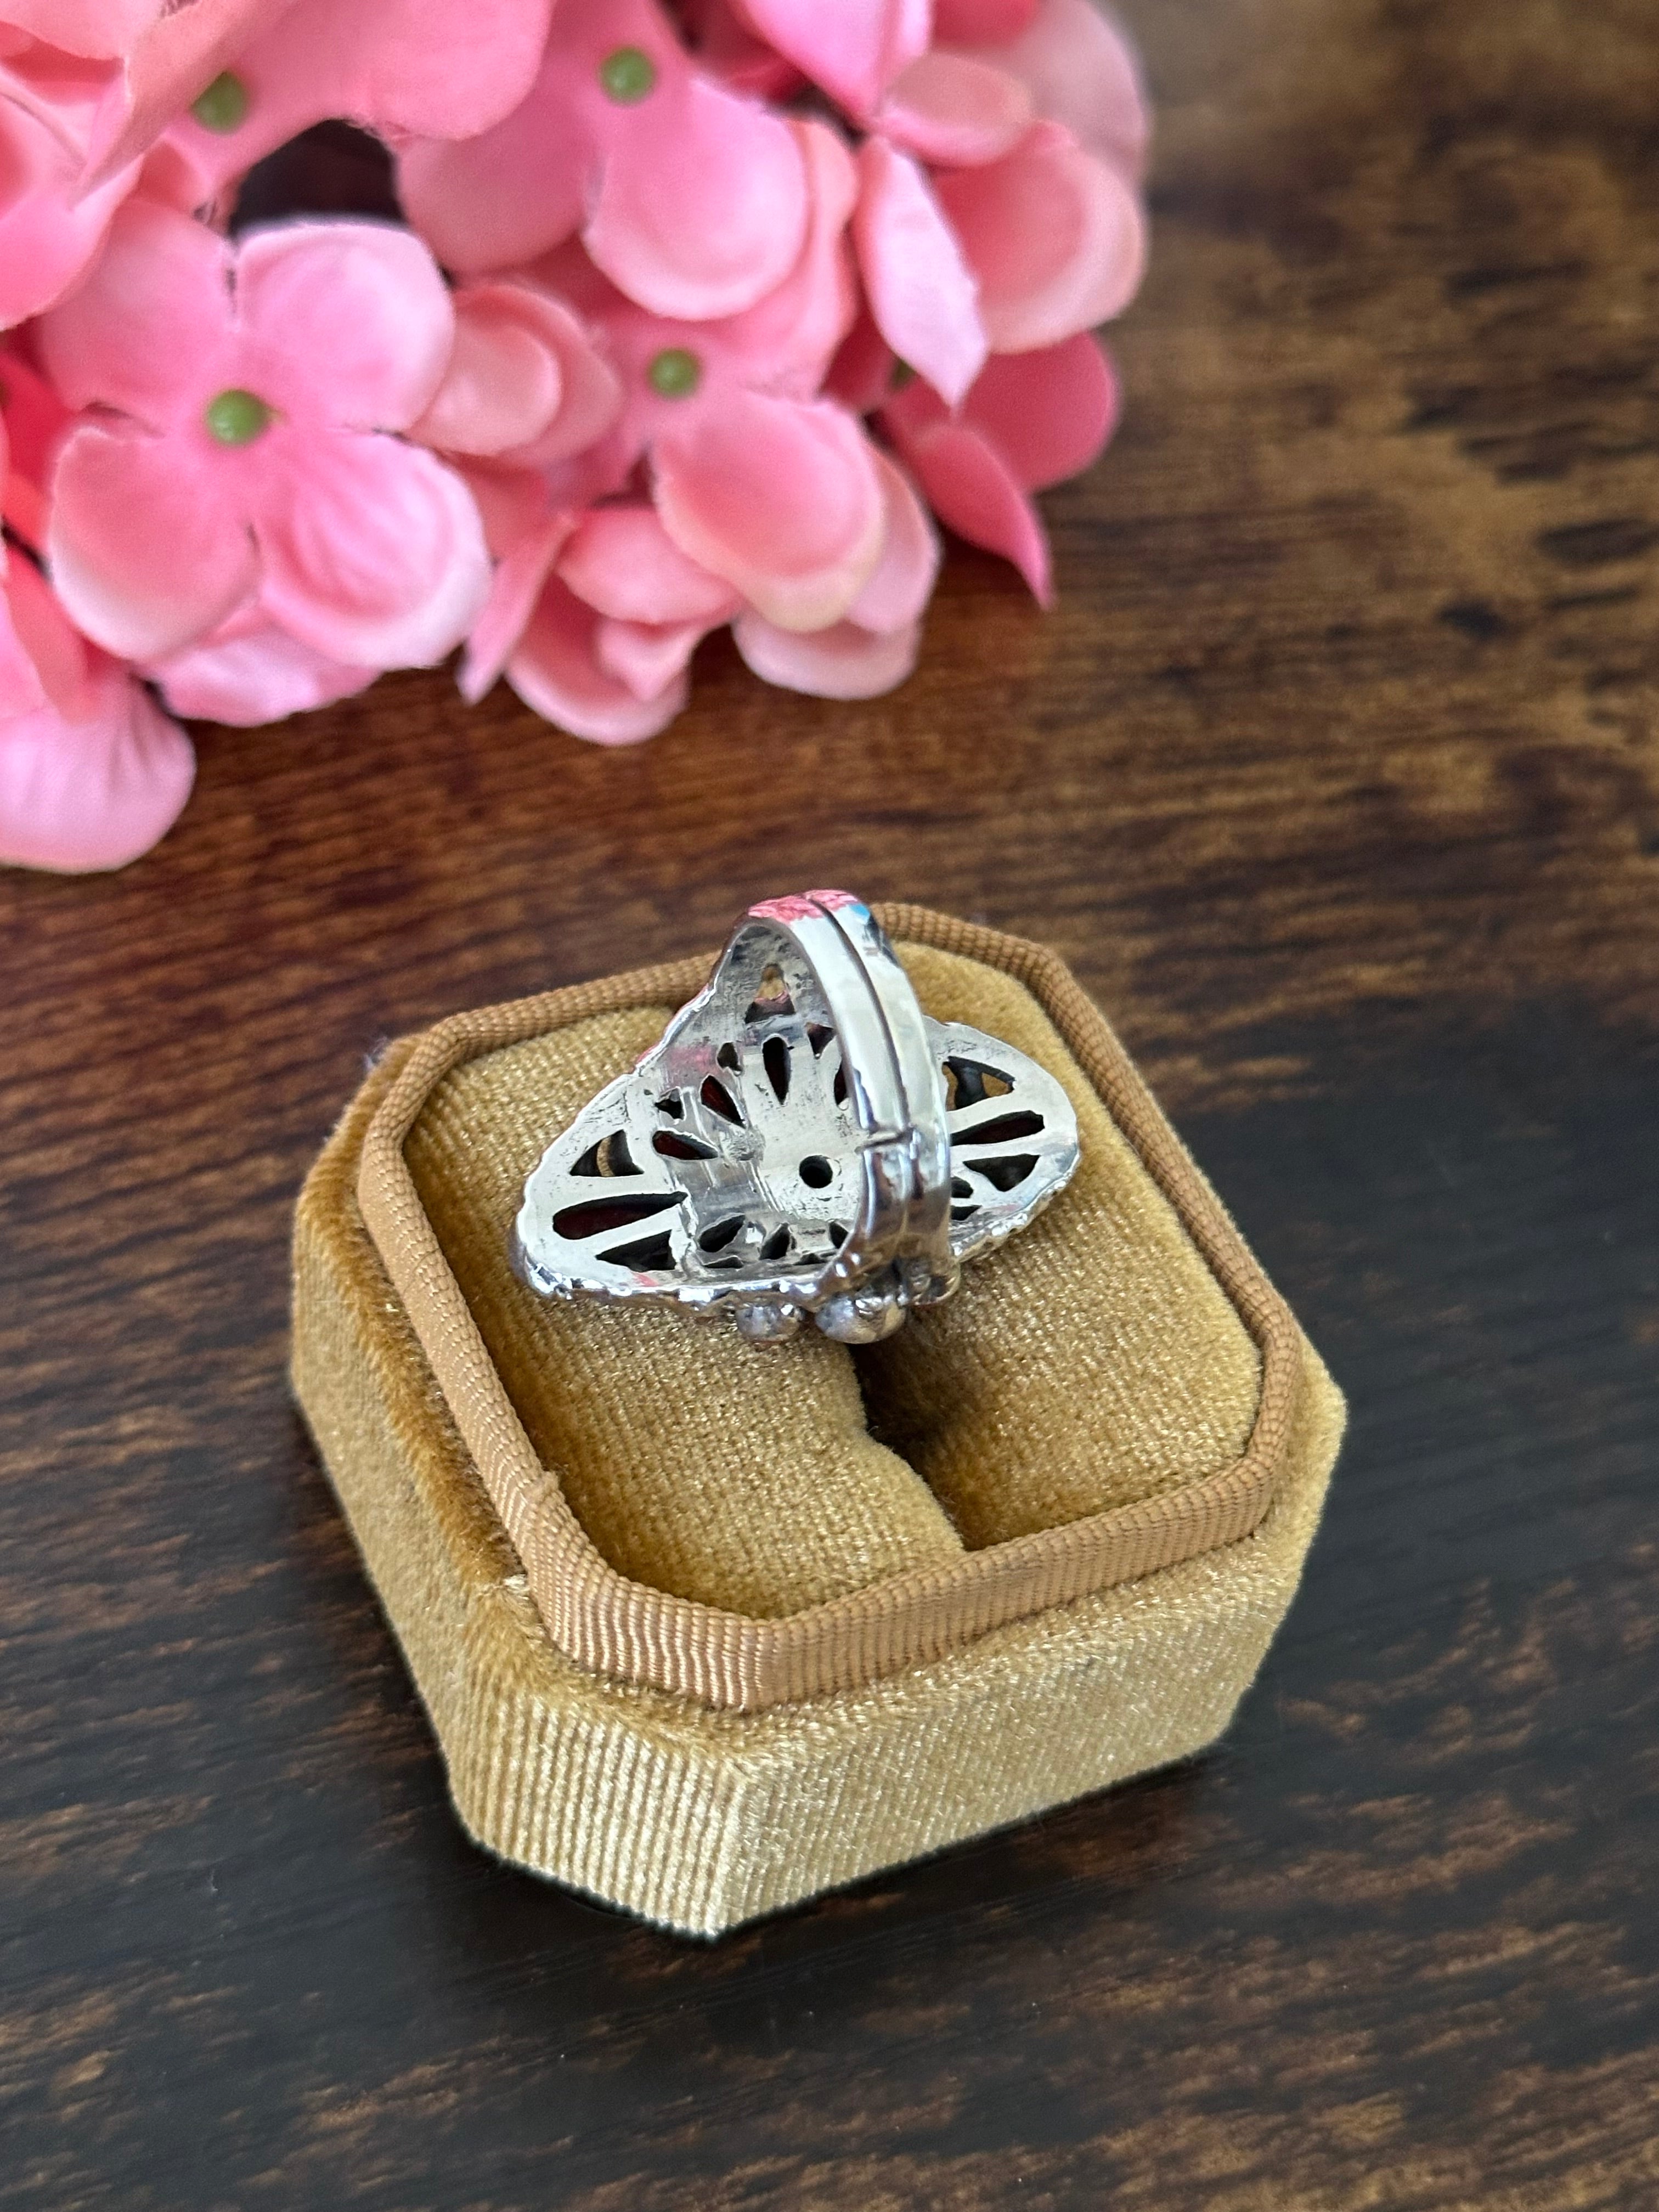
[2,2,1656,2205]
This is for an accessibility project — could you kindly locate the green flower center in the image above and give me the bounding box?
[647,347,702,400]
[598,46,656,102]
[191,71,249,133]
[204,388,273,446]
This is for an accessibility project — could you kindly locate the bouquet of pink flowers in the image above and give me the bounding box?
[1,0,1148,871]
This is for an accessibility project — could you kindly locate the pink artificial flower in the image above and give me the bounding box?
[1,411,193,872]
[408,280,622,464]
[524,120,889,634]
[453,116,926,739]
[398,0,809,323]
[38,198,489,668]
[847,10,1147,404]
[0,2,301,328]
[158,0,556,207]
[881,331,1118,602]
[853,117,1144,402]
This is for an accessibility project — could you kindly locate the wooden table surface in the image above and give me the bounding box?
[4,4,1657,2206]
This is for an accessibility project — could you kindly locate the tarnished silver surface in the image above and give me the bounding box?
[513,892,1080,1342]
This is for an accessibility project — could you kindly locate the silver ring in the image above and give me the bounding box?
[513,893,1080,1344]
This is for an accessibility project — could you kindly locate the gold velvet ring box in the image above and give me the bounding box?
[291,906,1345,1936]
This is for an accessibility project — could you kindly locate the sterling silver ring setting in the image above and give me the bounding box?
[513,892,1081,1344]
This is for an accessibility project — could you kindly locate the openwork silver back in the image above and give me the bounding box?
[514,892,1080,1342]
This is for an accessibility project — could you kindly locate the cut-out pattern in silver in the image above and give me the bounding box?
[514,892,1080,1343]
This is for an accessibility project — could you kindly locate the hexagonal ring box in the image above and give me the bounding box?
[291,905,1344,1936]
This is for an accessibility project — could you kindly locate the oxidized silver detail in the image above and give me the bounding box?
[513,892,1080,1342]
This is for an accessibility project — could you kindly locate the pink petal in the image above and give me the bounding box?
[586,72,808,321]
[345,0,555,138]
[653,392,884,631]
[0,105,139,331]
[886,415,1051,601]
[0,55,105,170]
[594,614,710,699]
[255,431,489,667]
[885,328,1117,489]
[0,44,119,159]
[737,0,930,115]
[849,450,938,632]
[0,567,49,718]
[458,506,573,704]
[36,194,232,423]
[455,431,636,581]
[397,76,588,276]
[877,52,1033,167]
[234,221,455,431]
[710,119,857,396]
[975,0,1150,179]
[0,652,194,872]
[932,0,1039,37]
[130,133,210,212]
[853,138,985,407]
[733,611,921,698]
[146,608,376,724]
[1,350,74,548]
[48,421,255,657]
[409,289,563,458]
[675,0,804,98]
[968,329,1118,486]
[453,457,565,561]
[0,3,164,58]
[540,428,639,514]
[557,504,739,624]
[399,0,809,315]
[519,236,628,325]
[823,311,897,415]
[3,550,87,716]
[1,472,47,554]
[0,349,71,479]
[487,292,623,466]
[160,0,555,198]
[935,119,1146,349]
[507,574,686,744]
